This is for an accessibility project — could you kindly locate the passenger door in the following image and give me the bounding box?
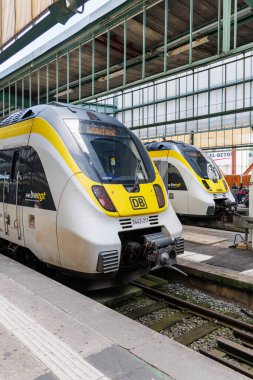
[2,149,24,245]
[167,163,189,215]
[154,159,168,187]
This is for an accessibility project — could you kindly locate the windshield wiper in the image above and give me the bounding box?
[84,152,103,183]
[131,159,141,192]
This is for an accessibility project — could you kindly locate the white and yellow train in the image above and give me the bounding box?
[0,103,183,288]
[145,141,236,218]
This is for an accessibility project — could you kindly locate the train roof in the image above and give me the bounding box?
[0,102,122,129]
[145,140,192,151]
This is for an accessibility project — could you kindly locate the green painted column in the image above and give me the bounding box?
[223,0,231,53]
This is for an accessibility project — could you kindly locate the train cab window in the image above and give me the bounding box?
[64,119,155,185]
[179,145,222,182]
[90,138,143,182]
[168,163,187,191]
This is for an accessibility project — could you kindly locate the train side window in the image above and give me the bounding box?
[0,150,12,203]
[168,163,187,191]
[11,151,20,181]
[0,150,12,174]
[8,150,21,204]
[22,147,56,210]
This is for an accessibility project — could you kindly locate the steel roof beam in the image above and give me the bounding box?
[37,6,253,102]
[1,2,252,92]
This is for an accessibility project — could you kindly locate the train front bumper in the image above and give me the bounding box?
[207,193,237,215]
[96,233,184,274]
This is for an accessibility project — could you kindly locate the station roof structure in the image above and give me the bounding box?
[1,0,253,114]
[0,0,90,64]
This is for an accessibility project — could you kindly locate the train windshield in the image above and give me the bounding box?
[179,145,222,182]
[64,119,153,184]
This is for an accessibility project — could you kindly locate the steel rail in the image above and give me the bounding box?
[132,282,253,334]
[200,348,253,379]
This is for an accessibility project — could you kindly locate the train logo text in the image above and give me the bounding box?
[130,196,147,210]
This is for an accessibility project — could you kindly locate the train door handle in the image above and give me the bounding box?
[4,183,9,194]
[14,219,18,228]
[5,214,10,225]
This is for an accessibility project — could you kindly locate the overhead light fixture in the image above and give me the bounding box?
[167,36,209,57]
[98,70,124,83]
[49,0,88,24]
[66,0,86,14]
[54,88,74,98]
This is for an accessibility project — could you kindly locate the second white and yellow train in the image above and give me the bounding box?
[145,141,236,218]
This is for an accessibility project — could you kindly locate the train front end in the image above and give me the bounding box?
[58,113,183,287]
[146,141,236,217]
[178,143,236,217]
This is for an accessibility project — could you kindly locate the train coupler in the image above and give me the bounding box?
[141,232,183,271]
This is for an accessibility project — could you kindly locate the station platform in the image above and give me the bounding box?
[179,225,253,303]
[0,253,248,380]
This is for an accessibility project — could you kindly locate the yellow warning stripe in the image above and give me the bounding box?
[0,117,167,215]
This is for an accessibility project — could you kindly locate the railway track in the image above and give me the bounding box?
[2,244,253,377]
[113,280,253,379]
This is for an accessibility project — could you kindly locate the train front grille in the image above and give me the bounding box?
[119,218,132,229]
[119,215,159,229]
[96,250,119,273]
[148,215,159,225]
[175,238,184,255]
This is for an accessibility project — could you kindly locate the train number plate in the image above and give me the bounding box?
[213,193,226,198]
[132,216,149,225]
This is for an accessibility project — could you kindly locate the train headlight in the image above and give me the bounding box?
[92,186,116,212]
[153,184,165,208]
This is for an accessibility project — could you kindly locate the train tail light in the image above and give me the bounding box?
[153,184,165,208]
[92,186,116,212]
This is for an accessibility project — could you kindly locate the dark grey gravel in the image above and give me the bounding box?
[163,282,253,323]
[115,296,154,315]
[138,307,179,326]
[162,316,207,339]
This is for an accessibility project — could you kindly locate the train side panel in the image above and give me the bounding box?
[166,157,191,215]
[187,179,215,215]
[23,118,78,266]
[167,157,215,216]
[0,120,32,247]
[57,173,121,273]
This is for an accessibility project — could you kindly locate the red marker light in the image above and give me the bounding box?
[92,186,116,212]
[153,184,165,208]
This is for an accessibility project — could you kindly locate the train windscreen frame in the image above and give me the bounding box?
[63,118,155,184]
[179,145,222,183]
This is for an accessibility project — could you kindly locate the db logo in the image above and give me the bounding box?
[130,196,147,210]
